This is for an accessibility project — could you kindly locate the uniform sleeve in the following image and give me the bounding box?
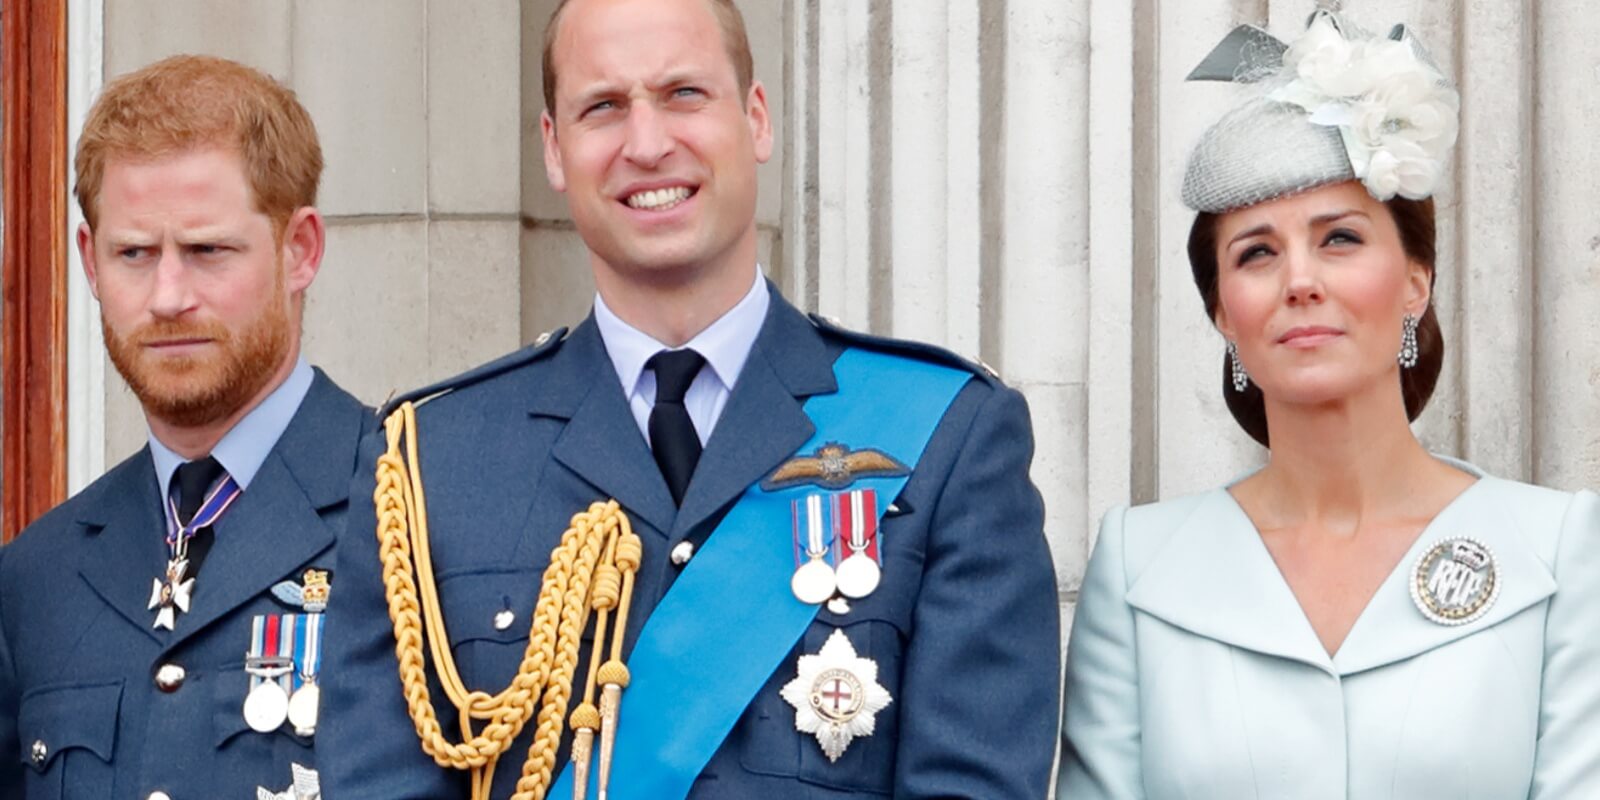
[891,385,1061,798]
[318,428,465,799]
[0,547,21,799]
[1530,489,1600,797]
[1057,505,1145,799]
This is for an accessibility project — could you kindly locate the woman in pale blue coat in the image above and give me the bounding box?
[1059,11,1600,800]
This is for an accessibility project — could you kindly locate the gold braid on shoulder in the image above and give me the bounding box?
[375,402,642,800]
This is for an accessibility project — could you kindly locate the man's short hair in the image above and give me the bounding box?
[541,0,755,116]
[75,55,323,238]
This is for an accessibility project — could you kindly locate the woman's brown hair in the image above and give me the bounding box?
[1187,194,1445,447]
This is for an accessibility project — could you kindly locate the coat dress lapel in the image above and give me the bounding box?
[1126,489,1335,673]
[1125,465,1558,678]
[1333,475,1556,675]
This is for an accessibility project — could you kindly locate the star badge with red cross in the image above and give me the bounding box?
[781,628,893,762]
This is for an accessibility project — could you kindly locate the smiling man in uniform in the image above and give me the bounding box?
[320,1,1060,797]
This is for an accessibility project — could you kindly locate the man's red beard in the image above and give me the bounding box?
[103,286,292,429]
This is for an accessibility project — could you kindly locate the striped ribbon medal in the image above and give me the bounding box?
[287,613,325,735]
[148,475,242,630]
[832,489,882,600]
[245,614,298,733]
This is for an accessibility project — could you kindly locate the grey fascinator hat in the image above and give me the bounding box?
[1181,11,1460,214]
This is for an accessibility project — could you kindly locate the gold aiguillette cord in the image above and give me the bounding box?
[375,403,641,800]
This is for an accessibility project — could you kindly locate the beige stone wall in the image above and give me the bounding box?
[87,2,1600,665]
[786,0,1600,646]
[95,1,786,464]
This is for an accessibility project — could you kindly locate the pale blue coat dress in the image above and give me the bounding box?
[1059,463,1600,799]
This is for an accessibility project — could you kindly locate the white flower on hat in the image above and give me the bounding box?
[1268,14,1459,201]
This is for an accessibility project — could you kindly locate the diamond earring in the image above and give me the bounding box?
[1398,314,1420,369]
[1228,341,1250,392]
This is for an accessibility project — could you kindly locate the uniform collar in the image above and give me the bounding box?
[1124,458,1557,676]
[147,356,315,500]
[593,268,769,399]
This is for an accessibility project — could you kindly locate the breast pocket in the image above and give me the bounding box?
[737,602,911,797]
[210,664,314,758]
[436,567,543,689]
[17,680,122,800]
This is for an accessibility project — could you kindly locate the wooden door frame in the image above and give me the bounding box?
[3,0,70,542]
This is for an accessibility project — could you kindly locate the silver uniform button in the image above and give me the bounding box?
[670,541,695,566]
[534,331,553,347]
[30,739,46,766]
[154,663,186,692]
[147,792,173,800]
[493,609,516,631]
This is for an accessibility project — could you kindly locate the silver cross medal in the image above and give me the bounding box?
[148,558,195,630]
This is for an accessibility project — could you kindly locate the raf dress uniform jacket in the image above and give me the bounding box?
[1058,464,1600,799]
[0,370,370,800]
[319,289,1061,799]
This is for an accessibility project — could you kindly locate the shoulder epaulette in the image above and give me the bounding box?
[378,327,569,419]
[806,314,1002,384]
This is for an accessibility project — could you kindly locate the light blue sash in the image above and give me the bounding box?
[550,347,970,799]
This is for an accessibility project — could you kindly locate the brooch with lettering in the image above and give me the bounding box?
[781,629,892,762]
[1411,537,1499,626]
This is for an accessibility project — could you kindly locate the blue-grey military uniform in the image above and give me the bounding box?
[320,290,1061,798]
[0,369,369,799]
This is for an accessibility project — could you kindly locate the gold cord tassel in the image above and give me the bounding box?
[376,403,641,800]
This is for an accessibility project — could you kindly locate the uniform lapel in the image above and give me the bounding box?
[164,373,365,650]
[1125,489,1335,674]
[76,451,170,645]
[1333,476,1556,675]
[547,319,679,537]
[670,294,838,540]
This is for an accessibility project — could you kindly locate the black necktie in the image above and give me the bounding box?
[647,349,707,506]
[174,456,226,574]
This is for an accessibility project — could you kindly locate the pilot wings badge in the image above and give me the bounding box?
[762,442,909,492]
[781,629,892,762]
[271,569,332,612]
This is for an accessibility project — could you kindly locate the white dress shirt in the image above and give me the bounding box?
[593,269,769,448]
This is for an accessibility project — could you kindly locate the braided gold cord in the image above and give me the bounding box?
[377,403,639,800]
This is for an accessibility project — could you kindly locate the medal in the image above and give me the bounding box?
[148,558,195,631]
[287,613,324,736]
[833,489,882,599]
[287,684,320,736]
[791,494,836,605]
[245,615,295,732]
[245,679,291,733]
[256,762,321,800]
[150,473,242,629]
[780,629,892,762]
[1411,537,1500,626]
